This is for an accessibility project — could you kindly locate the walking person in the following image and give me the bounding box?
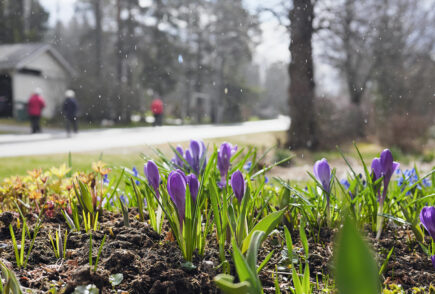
[62,90,78,136]
[151,97,164,126]
[27,88,46,133]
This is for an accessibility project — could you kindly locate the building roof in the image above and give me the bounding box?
[0,43,76,76]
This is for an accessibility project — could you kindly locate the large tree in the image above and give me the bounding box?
[286,0,317,149]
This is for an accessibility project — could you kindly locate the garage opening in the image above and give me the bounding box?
[0,73,13,117]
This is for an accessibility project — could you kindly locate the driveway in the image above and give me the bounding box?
[0,116,290,157]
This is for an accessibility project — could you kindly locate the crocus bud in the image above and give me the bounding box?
[313,158,331,193]
[218,143,232,177]
[371,149,399,203]
[185,140,207,175]
[217,143,237,187]
[167,170,187,225]
[172,145,184,167]
[371,158,382,199]
[144,160,160,198]
[231,170,245,204]
[380,149,400,187]
[420,206,435,241]
[371,158,382,181]
[187,174,199,203]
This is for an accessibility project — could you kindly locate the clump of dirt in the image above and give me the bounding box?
[0,211,218,293]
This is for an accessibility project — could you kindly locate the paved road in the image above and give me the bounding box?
[0,116,290,157]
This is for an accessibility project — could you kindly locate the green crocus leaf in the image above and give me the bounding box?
[214,274,251,294]
[241,209,285,253]
[335,217,381,294]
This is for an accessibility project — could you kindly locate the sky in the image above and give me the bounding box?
[39,0,290,66]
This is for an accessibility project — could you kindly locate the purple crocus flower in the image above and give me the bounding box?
[432,256,435,269]
[167,170,187,226]
[231,170,245,204]
[185,140,207,175]
[313,158,331,194]
[144,160,160,198]
[172,145,184,167]
[186,174,199,203]
[217,142,237,187]
[420,206,435,241]
[371,149,400,203]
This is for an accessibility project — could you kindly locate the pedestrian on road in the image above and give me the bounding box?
[27,88,45,134]
[62,89,79,136]
[151,97,164,126]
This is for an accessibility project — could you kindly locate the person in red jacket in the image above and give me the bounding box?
[151,97,164,126]
[27,88,46,133]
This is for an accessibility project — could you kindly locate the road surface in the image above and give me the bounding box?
[0,116,290,157]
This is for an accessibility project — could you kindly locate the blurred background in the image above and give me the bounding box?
[0,0,434,156]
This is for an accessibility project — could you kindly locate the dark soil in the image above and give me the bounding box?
[0,212,433,293]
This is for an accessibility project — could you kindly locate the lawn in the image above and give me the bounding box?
[0,132,286,179]
[0,131,432,180]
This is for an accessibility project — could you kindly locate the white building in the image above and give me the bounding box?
[0,43,75,119]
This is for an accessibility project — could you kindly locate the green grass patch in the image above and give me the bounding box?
[0,153,145,179]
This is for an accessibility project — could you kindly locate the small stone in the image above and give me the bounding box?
[201,260,214,273]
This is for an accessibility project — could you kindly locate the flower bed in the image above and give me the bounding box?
[0,141,434,293]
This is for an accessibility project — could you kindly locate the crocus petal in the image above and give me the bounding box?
[313,158,331,193]
[420,206,435,241]
[187,174,199,203]
[200,141,207,157]
[185,149,193,168]
[432,256,435,269]
[176,145,184,157]
[144,160,160,198]
[172,145,184,167]
[218,142,232,179]
[380,149,393,173]
[231,170,245,204]
[231,145,238,156]
[190,140,201,159]
[371,158,382,180]
[313,160,320,179]
[167,170,187,224]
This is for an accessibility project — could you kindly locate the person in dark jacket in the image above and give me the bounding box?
[27,88,46,133]
[62,90,78,136]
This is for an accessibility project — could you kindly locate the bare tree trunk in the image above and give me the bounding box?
[286,0,317,149]
[116,0,122,83]
[93,0,102,79]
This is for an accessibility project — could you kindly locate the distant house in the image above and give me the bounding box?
[0,43,75,119]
